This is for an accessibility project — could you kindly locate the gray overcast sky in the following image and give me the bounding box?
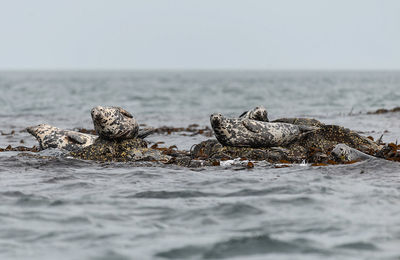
[0,0,399,70]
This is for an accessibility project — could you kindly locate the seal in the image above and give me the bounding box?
[27,124,97,151]
[91,106,139,140]
[239,106,269,122]
[210,113,318,148]
[331,143,374,162]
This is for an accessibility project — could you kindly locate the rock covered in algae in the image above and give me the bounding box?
[367,106,400,114]
[272,118,380,162]
[375,143,400,162]
[192,118,381,164]
[191,139,299,163]
[70,138,172,163]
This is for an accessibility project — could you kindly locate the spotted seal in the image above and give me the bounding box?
[27,124,97,151]
[210,113,318,148]
[239,106,269,122]
[331,143,375,162]
[91,106,139,140]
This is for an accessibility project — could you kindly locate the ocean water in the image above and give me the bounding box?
[0,71,400,260]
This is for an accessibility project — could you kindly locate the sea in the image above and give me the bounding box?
[0,71,399,260]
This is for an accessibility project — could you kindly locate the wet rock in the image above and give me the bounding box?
[0,145,39,152]
[191,139,301,164]
[308,151,329,164]
[367,106,400,114]
[127,148,171,162]
[165,154,204,168]
[170,156,192,167]
[287,124,380,158]
[375,143,400,162]
[70,138,153,162]
[17,153,58,160]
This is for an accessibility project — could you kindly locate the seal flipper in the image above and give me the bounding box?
[242,119,262,133]
[239,111,248,118]
[137,127,156,139]
[118,108,133,118]
[66,132,87,144]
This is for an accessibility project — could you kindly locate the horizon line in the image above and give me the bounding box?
[1,68,400,72]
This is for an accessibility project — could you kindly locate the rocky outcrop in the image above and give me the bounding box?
[367,106,400,114]
[70,138,171,163]
[192,119,381,164]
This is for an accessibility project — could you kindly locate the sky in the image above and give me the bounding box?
[0,0,399,70]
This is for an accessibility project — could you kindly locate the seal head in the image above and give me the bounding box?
[331,143,374,162]
[239,106,269,122]
[27,124,97,151]
[210,113,230,145]
[91,106,139,140]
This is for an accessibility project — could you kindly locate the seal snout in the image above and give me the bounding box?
[210,113,224,127]
[254,106,269,122]
[331,144,349,161]
[26,124,50,137]
[26,126,37,136]
[91,106,105,121]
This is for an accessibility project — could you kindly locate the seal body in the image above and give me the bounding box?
[91,106,139,140]
[239,106,269,122]
[210,114,317,148]
[331,143,374,162]
[272,118,324,127]
[27,124,97,151]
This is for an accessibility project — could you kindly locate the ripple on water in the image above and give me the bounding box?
[156,234,330,259]
[334,241,379,251]
[91,250,130,260]
[209,203,264,218]
[42,175,78,183]
[130,190,217,199]
[224,186,313,197]
[60,182,95,190]
[14,194,51,207]
[0,191,26,197]
[269,196,315,205]
[157,202,264,226]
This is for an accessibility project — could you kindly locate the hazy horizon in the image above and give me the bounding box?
[1,69,400,72]
[1,0,399,70]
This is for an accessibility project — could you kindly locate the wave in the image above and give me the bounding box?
[156,234,329,259]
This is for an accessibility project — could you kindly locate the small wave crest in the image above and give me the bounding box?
[156,234,328,259]
[130,190,216,199]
